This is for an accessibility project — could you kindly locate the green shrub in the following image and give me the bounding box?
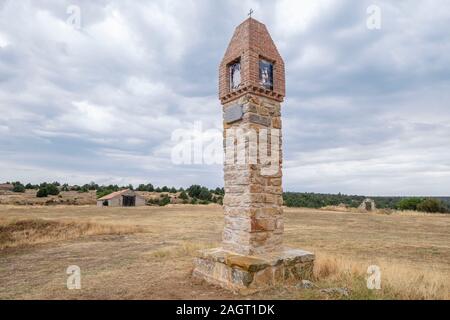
[96,189,115,199]
[199,189,212,201]
[12,182,25,193]
[45,184,60,196]
[396,198,423,211]
[187,185,212,201]
[187,185,202,198]
[179,191,189,200]
[80,182,98,191]
[36,188,48,198]
[417,198,447,213]
[159,195,171,206]
[137,184,154,192]
[78,187,89,193]
[147,195,171,206]
[35,183,59,197]
[87,182,98,190]
[169,187,177,193]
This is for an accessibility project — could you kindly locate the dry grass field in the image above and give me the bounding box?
[0,205,448,300]
[0,190,97,206]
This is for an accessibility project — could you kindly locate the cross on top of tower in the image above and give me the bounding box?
[248,9,254,18]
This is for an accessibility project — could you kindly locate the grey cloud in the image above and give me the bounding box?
[0,0,449,195]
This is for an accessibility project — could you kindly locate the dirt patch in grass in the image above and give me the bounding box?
[0,218,141,250]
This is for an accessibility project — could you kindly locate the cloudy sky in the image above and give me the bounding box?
[0,0,449,196]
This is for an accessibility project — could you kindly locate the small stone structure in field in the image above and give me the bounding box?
[192,17,314,294]
[97,189,145,207]
[359,198,376,211]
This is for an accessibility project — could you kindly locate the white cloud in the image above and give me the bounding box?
[275,0,337,35]
[64,101,118,134]
[292,45,336,69]
[0,32,9,48]
[0,125,9,133]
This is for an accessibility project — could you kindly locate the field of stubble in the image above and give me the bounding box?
[0,205,448,300]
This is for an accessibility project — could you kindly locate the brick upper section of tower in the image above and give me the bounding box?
[219,18,285,104]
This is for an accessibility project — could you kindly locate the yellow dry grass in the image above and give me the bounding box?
[312,253,449,300]
[0,190,96,206]
[0,218,141,250]
[148,242,214,259]
[321,205,449,217]
[0,205,448,300]
[320,205,363,213]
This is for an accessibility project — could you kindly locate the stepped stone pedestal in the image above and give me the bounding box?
[193,17,314,294]
[194,248,314,294]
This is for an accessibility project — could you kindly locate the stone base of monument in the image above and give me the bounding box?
[193,247,315,295]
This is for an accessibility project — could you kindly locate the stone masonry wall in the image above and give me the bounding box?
[222,94,284,256]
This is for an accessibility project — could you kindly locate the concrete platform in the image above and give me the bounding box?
[193,247,315,294]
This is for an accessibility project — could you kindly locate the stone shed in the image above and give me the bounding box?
[359,198,376,211]
[97,189,145,207]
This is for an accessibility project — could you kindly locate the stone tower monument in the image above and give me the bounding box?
[193,17,314,294]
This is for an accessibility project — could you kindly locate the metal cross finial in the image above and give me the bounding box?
[248,9,254,18]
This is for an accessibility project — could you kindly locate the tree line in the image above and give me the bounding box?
[4,181,449,213]
[5,181,225,206]
[283,192,449,213]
